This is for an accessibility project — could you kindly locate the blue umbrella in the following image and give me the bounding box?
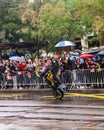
[54,41,76,47]
[70,55,84,63]
[70,55,79,60]
[92,55,101,61]
[80,58,84,63]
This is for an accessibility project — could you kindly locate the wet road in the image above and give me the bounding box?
[0,91,104,130]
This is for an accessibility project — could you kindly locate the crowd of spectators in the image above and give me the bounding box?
[0,49,104,89]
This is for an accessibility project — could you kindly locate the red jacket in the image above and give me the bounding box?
[18,63,27,75]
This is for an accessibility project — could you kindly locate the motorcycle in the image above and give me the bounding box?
[43,70,67,99]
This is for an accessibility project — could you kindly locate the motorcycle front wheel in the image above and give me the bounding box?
[52,89,64,99]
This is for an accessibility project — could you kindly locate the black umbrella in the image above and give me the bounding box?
[87,47,100,54]
[97,50,104,55]
[73,49,82,54]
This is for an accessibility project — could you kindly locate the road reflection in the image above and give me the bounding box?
[0,91,104,130]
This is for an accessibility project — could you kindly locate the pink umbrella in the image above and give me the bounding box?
[80,54,94,59]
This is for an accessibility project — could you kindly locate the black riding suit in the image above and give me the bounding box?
[40,60,61,88]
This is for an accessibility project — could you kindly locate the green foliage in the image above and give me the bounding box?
[0,0,104,53]
[38,1,71,41]
[0,0,28,43]
[73,0,104,37]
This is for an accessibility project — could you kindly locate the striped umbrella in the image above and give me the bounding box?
[54,41,76,47]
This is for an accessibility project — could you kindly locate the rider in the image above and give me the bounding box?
[39,57,61,88]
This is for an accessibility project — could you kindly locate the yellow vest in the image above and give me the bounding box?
[97,64,102,72]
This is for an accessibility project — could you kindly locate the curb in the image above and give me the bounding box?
[0,89,104,94]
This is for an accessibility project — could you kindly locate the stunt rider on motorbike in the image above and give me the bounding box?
[39,57,61,88]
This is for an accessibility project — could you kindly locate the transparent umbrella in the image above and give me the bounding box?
[9,56,25,62]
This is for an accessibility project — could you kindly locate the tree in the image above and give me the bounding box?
[19,1,72,55]
[0,0,27,43]
[38,1,72,47]
[72,0,104,39]
[92,0,104,37]
[61,0,104,49]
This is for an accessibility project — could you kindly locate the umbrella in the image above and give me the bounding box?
[54,41,76,47]
[69,55,84,63]
[71,49,82,55]
[80,54,94,59]
[99,46,104,49]
[70,55,79,60]
[92,55,101,61]
[87,47,100,54]
[72,49,82,54]
[97,50,104,55]
[79,58,84,63]
[9,56,25,62]
[71,52,79,55]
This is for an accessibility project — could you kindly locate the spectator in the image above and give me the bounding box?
[70,57,77,88]
[17,61,28,88]
[9,49,18,57]
[25,59,36,88]
[1,50,9,61]
[8,62,18,89]
[0,62,5,89]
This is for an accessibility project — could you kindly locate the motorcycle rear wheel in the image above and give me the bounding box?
[52,89,64,99]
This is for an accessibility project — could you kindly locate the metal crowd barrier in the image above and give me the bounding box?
[65,69,104,89]
[0,68,104,89]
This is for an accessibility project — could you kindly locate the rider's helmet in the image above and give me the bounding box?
[51,57,58,65]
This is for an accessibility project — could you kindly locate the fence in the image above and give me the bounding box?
[0,68,104,89]
[64,69,104,89]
